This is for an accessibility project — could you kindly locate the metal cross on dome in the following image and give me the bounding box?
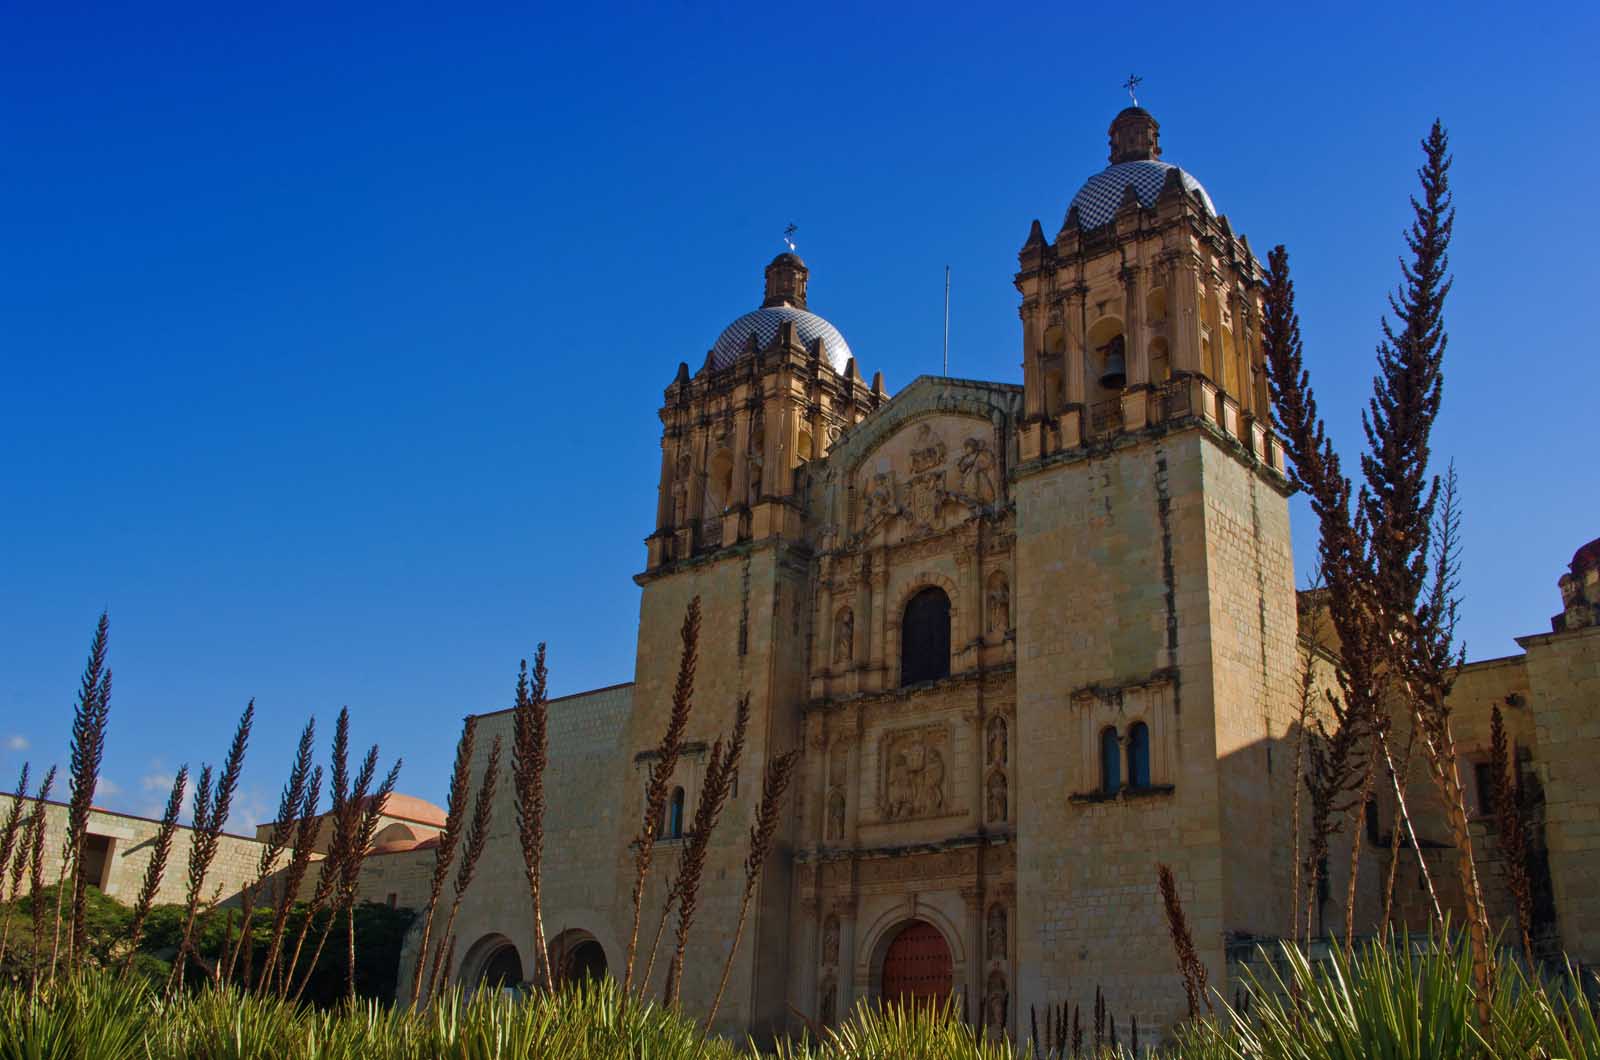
[782,223,798,253]
[1123,74,1142,107]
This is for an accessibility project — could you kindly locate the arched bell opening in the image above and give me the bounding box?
[549,930,609,986]
[460,933,524,994]
[1087,317,1126,394]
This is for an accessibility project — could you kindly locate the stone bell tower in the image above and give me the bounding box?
[1008,106,1301,1038]
[626,254,884,1036]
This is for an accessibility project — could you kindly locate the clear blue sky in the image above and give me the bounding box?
[4,2,1596,828]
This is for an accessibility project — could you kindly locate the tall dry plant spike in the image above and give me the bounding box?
[1491,702,1536,959]
[705,746,798,1030]
[409,714,477,1005]
[427,734,502,1002]
[121,763,187,972]
[279,707,355,997]
[341,756,401,1000]
[1357,124,1489,999]
[667,694,749,1006]
[58,612,111,979]
[1344,733,1383,956]
[26,766,56,999]
[225,717,314,983]
[257,764,322,992]
[168,700,253,991]
[623,596,700,997]
[0,763,31,969]
[1158,863,1211,1018]
[513,644,553,991]
[289,740,381,1003]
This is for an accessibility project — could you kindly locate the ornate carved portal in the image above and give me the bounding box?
[880,726,950,821]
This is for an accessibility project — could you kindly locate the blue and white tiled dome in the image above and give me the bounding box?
[710,305,853,373]
[1067,159,1215,230]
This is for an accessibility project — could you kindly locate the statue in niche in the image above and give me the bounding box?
[987,770,1008,823]
[987,716,1007,766]
[826,788,846,842]
[822,915,839,965]
[987,904,1007,960]
[833,608,853,664]
[984,972,1007,1036]
[958,437,998,504]
[882,728,950,820]
[819,977,837,1026]
[987,578,1010,635]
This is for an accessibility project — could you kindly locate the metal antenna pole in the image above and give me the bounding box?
[943,265,950,375]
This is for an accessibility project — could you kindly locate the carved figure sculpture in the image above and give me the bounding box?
[887,752,915,819]
[985,972,1007,1035]
[959,437,998,503]
[826,788,846,841]
[822,915,839,965]
[883,729,950,820]
[988,770,1008,823]
[987,577,1010,635]
[820,977,837,1026]
[987,716,1007,766]
[987,904,1007,960]
[747,449,764,507]
[863,473,894,526]
[834,608,853,664]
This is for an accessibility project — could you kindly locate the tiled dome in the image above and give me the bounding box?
[1067,160,1215,230]
[709,304,853,373]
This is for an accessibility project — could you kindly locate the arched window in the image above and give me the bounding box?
[667,787,685,839]
[1100,727,1121,795]
[900,587,952,686]
[1127,722,1150,789]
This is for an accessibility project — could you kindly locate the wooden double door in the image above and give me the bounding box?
[880,920,953,1008]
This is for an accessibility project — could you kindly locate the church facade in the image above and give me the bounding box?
[349,107,1600,1043]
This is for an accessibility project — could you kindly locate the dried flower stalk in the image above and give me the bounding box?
[409,715,477,1004]
[121,763,187,972]
[1491,703,1535,959]
[623,597,700,996]
[1158,862,1211,1018]
[427,734,502,1001]
[513,645,553,991]
[0,763,30,969]
[59,612,111,978]
[704,747,798,1030]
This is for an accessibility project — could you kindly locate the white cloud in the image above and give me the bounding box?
[4,735,26,752]
[97,778,122,797]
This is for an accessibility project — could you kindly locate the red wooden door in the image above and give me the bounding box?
[880,920,952,1009]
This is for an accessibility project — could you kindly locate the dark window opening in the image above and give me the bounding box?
[900,587,952,686]
[667,786,686,839]
[1127,722,1150,789]
[1474,761,1496,817]
[81,834,114,890]
[1100,727,1122,795]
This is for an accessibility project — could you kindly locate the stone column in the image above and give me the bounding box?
[837,897,861,1014]
[655,437,673,531]
[961,886,985,1032]
[731,403,752,511]
[795,895,822,1030]
[1122,264,1146,387]
[871,549,891,692]
[1064,284,1088,408]
[845,721,863,845]
[1020,299,1042,420]
[1172,254,1203,375]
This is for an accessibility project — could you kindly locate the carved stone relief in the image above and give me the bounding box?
[984,971,1007,1035]
[862,472,896,528]
[987,903,1007,960]
[908,423,947,473]
[986,574,1010,635]
[833,607,853,664]
[987,769,1008,824]
[819,976,837,1026]
[958,437,998,504]
[822,914,840,965]
[826,788,846,842]
[879,726,950,821]
[986,716,1007,766]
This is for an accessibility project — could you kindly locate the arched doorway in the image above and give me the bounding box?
[549,929,609,986]
[879,920,953,1009]
[461,934,523,991]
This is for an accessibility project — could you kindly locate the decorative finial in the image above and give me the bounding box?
[783,222,798,253]
[1123,74,1142,107]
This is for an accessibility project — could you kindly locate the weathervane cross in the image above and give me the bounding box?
[1123,74,1142,107]
[783,223,798,253]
